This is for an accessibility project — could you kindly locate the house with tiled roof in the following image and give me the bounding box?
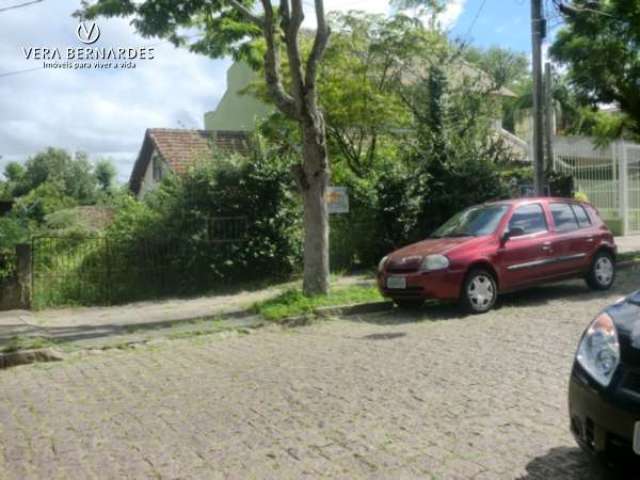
[129,129,250,198]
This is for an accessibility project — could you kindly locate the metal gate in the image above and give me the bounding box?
[553,137,640,236]
[622,144,640,234]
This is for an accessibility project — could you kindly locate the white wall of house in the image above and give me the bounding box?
[138,150,170,199]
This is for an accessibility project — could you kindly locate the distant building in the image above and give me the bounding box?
[204,62,272,132]
[129,129,249,198]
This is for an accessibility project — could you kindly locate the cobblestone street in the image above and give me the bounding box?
[1,271,639,479]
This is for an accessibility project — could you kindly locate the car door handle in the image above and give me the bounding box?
[541,242,553,252]
[586,237,595,243]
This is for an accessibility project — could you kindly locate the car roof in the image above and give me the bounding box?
[483,197,589,208]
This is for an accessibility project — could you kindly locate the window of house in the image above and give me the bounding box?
[551,203,579,233]
[508,204,548,236]
[571,204,592,228]
[152,154,163,182]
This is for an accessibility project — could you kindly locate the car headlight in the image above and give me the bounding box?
[421,254,450,272]
[576,312,620,387]
[378,256,389,272]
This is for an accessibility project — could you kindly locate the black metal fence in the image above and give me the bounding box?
[30,215,378,309]
[31,216,252,308]
[31,235,180,308]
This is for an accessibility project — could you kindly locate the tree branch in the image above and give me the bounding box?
[259,0,298,118]
[227,0,264,27]
[280,0,306,115]
[304,0,330,92]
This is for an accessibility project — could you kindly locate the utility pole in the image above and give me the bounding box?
[531,0,546,195]
[544,62,555,172]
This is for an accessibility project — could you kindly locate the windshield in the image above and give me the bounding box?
[431,205,510,238]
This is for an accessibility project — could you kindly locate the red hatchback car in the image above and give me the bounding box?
[378,198,617,313]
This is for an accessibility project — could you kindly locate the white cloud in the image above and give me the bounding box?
[0,1,229,183]
[438,0,467,29]
[304,0,466,28]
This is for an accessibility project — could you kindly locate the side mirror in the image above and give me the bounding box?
[502,226,525,244]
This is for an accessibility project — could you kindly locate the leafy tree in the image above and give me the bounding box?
[95,159,117,192]
[13,181,78,223]
[3,162,25,183]
[463,46,529,92]
[551,0,640,136]
[78,0,447,295]
[11,148,97,204]
[318,12,439,176]
[398,58,512,234]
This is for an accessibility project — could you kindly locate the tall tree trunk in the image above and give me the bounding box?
[299,120,330,295]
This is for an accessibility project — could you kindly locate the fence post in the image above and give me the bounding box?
[15,243,32,309]
[619,141,629,235]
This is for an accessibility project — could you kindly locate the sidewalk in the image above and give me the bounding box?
[615,235,640,254]
[0,274,374,351]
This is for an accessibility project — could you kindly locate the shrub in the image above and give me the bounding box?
[99,150,301,300]
[0,215,31,281]
[574,191,589,203]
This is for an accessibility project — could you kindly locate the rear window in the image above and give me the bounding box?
[508,204,547,235]
[571,204,592,228]
[550,203,579,233]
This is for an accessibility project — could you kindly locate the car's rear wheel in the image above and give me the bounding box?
[586,251,616,291]
[393,299,424,310]
[461,268,497,314]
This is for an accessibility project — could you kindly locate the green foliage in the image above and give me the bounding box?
[318,12,435,176]
[11,148,97,203]
[547,170,575,197]
[99,147,301,299]
[1,336,56,354]
[398,61,512,235]
[550,0,640,136]
[463,46,529,92]
[0,214,31,281]
[0,148,122,272]
[254,285,382,322]
[13,181,78,223]
[79,0,263,65]
[574,192,589,203]
[95,159,117,192]
[3,162,25,183]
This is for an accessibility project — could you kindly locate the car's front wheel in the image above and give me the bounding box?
[586,251,616,291]
[461,269,497,314]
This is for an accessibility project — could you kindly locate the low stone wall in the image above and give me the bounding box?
[0,244,32,311]
[0,278,22,310]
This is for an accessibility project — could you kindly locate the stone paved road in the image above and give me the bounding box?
[1,270,640,479]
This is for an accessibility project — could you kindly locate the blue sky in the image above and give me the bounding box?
[450,0,534,53]
[0,0,548,183]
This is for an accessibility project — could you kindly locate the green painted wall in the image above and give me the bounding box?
[204,62,272,132]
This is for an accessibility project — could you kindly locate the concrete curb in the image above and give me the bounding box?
[279,301,394,327]
[617,259,640,270]
[0,348,64,369]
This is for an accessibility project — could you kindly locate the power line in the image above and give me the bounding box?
[0,0,43,13]
[0,66,43,78]
[464,0,489,38]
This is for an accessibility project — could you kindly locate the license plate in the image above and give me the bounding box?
[387,276,407,289]
[634,422,640,455]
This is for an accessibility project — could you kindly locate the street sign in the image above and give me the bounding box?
[326,187,349,214]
